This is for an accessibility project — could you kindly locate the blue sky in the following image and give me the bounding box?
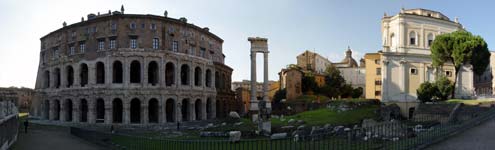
[0,0,493,88]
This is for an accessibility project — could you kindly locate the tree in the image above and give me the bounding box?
[435,76,454,101]
[351,87,363,98]
[321,65,346,98]
[301,75,318,94]
[431,30,490,97]
[272,88,287,104]
[417,82,438,103]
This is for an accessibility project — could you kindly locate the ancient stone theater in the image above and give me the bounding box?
[31,7,235,125]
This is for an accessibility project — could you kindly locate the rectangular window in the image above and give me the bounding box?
[111,23,117,31]
[191,47,195,55]
[410,38,416,45]
[375,80,382,85]
[150,23,156,30]
[375,91,381,96]
[152,38,159,49]
[376,68,381,75]
[69,45,75,56]
[130,23,136,29]
[98,40,105,51]
[374,59,380,64]
[130,38,137,49]
[79,42,85,53]
[172,41,178,52]
[41,52,46,64]
[428,40,433,47]
[200,47,206,58]
[53,48,59,58]
[410,68,418,75]
[446,71,452,77]
[109,39,116,49]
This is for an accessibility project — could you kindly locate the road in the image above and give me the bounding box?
[427,118,495,150]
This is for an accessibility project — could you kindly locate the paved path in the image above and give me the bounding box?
[13,124,104,150]
[427,118,495,150]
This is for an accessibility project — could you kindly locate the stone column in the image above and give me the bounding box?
[105,99,112,124]
[159,59,166,88]
[89,63,96,86]
[124,58,130,87]
[74,65,81,87]
[88,99,96,124]
[123,100,130,124]
[201,98,207,120]
[190,100,195,121]
[106,59,112,86]
[143,100,149,124]
[73,100,80,123]
[263,52,269,103]
[61,67,67,89]
[250,52,258,111]
[382,60,389,101]
[49,100,55,120]
[159,97,165,124]
[60,100,66,122]
[212,97,217,119]
[143,58,148,87]
[176,100,182,122]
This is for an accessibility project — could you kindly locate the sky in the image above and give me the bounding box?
[0,0,494,88]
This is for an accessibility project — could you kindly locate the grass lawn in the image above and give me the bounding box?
[272,105,379,127]
[446,99,495,105]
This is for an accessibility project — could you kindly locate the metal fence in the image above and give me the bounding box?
[0,115,19,150]
[70,108,495,150]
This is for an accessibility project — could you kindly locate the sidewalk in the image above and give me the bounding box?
[427,118,495,150]
[13,123,104,150]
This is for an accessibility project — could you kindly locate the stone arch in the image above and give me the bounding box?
[181,98,190,121]
[64,99,73,122]
[165,98,175,122]
[205,69,212,87]
[66,65,74,87]
[43,100,50,119]
[44,70,50,88]
[96,98,105,123]
[113,61,123,83]
[165,62,175,86]
[112,98,123,123]
[80,99,88,122]
[194,99,202,120]
[130,60,141,83]
[54,100,60,120]
[130,98,141,123]
[80,63,89,87]
[206,98,212,119]
[148,98,159,123]
[148,61,159,85]
[194,67,202,86]
[54,68,61,88]
[96,62,105,84]
[180,64,190,85]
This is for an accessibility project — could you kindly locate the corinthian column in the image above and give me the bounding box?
[250,52,258,111]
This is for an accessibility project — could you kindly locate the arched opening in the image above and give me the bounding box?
[54,68,61,88]
[166,98,175,122]
[112,98,123,123]
[165,62,175,86]
[96,98,105,123]
[206,98,212,119]
[44,70,50,88]
[148,98,159,123]
[113,61,123,83]
[216,99,224,118]
[181,64,190,85]
[130,61,141,83]
[148,61,159,85]
[215,71,220,88]
[130,98,141,123]
[205,69,212,87]
[65,99,73,121]
[54,100,60,120]
[44,100,50,119]
[80,99,88,122]
[96,62,105,84]
[195,99,202,121]
[181,99,190,121]
[66,66,74,87]
[80,63,89,87]
[194,67,202,86]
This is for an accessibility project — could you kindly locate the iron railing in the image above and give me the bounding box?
[0,115,19,150]
[70,108,495,150]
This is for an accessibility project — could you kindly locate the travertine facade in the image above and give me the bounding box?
[32,8,233,124]
[297,50,332,74]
